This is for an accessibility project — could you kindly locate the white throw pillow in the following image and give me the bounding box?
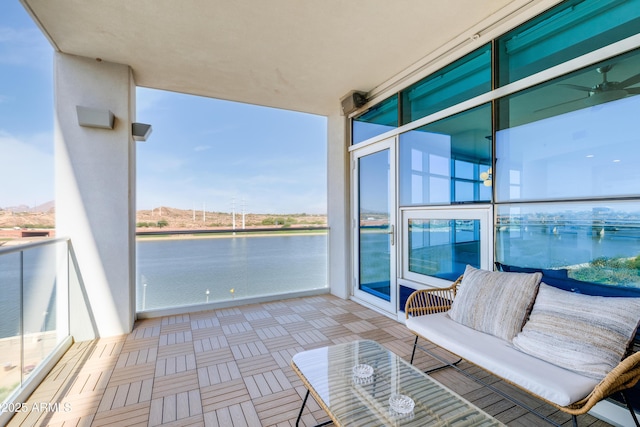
[448,265,541,341]
[513,283,640,380]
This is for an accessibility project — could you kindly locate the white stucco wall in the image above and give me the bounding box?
[54,53,136,339]
[327,113,350,300]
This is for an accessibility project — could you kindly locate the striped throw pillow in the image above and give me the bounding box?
[448,265,542,341]
[513,283,640,380]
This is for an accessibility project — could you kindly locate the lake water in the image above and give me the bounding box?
[0,244,59,339]
[136,233,328,311]
[0,234,327,338]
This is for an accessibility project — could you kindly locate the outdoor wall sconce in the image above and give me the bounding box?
[76,105,152,141]
[76,105,115,129]
[132,122,152,141]
[340,90,367,115]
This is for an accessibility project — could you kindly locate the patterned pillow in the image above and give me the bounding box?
[448,265,541,341]
[513,283,640,380]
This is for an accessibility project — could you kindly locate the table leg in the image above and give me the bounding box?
[296,389,311,427]
[296,389,334,427]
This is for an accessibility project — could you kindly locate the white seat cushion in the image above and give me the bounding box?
[406,312,600,407]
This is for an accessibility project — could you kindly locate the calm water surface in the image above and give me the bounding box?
[136,233,328,310]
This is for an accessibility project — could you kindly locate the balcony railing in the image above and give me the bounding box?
[135,227,329,316]
[0,238,74,422]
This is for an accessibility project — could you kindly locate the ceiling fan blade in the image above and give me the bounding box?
[559,83,592,92]
[619,72,640,88]
[625,87,640,94]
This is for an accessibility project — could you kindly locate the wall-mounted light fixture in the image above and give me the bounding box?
[76,106,115,129]
[340,90,367,116]
[132,122,152,141]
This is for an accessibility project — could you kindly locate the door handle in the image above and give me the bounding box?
[388,224,394,246]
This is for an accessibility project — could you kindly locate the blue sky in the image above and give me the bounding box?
[0,1,54,209]
[1,1,327,214]
[136,89,327,214]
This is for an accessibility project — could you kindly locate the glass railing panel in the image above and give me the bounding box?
[136,230,329,311]
[0,238,70,404]
[21,244,58,383]
[0,252,21,402]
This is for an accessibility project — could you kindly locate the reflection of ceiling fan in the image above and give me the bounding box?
[561,65,640,105]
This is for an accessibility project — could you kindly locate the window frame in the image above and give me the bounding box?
[401,206,493,288]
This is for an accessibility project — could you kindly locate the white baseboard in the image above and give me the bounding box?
[137,288,330,319]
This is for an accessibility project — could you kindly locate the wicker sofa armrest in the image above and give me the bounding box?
[405,275,463,319]
[563,350,640,415]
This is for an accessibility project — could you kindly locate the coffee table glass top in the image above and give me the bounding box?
[291,340,504,427]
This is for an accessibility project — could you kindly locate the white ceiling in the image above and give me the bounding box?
[22,0,550,116]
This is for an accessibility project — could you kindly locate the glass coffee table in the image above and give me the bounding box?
[291,340,504,426]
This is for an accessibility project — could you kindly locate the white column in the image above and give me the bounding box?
[55,53,136,339]
[327,112,350,299]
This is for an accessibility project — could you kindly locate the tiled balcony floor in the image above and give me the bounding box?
[7,294,611,426]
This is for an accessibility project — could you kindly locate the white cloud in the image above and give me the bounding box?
[0,130,54,207]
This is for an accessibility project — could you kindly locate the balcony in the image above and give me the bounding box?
[5,293,610,426]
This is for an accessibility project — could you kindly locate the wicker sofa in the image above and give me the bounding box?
[405,265,640,426]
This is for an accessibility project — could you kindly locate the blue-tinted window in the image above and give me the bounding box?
[454,160,474,180]
[401,44,491,125]
[408,219,481,281]
[352,95,398,144]
[496,49,640,202]
[358,150,392,301]
[399,104,492,206]
[496,202,640,294]
[497,0,640,86]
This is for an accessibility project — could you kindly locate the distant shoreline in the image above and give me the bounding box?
[0,227,327,243]
[135,228,328,241]
[0,207,327,240]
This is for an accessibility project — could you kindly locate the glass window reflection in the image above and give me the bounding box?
[409,219,481,281]
[401,43,491,124]
[497,0,640,86]
[352,95,398,145]
[496,202,640,293]
[496,49,640,202]
[399,104,491,206]
[358,150,391,301]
